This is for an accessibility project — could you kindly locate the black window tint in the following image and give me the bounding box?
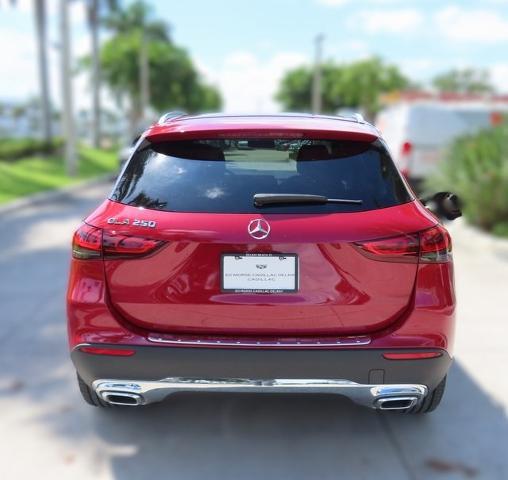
[111,139,412,213]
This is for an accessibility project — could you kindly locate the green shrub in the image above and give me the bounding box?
[0,137,64,160]
[427,122,508,235]
[492,222,508,238]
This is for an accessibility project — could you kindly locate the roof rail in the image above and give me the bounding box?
[352,113,365,123]
[157,111,187,124]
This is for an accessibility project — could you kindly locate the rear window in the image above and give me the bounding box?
[111,139,412,214]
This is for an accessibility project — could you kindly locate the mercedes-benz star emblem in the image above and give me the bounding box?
[248,219,270,240]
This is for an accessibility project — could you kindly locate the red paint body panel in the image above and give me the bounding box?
[67,200,455,354]
[66,260,456,353]
[83,200,436,336]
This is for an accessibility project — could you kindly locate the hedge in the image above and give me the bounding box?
[428,122,508,236]
[0,137,64,161]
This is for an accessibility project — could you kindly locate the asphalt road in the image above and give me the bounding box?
[1,182,507,480]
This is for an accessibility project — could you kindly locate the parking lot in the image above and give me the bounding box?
[1,181,507,480]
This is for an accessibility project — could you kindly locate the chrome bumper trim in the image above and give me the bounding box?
[147,334,371,348]
[93,377,427,410]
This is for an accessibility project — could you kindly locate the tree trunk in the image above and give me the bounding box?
[139,28,150,122]
[311,34,324,114]
[128,94,142,142]
[33,0,52,143]
[60,0,77,176]
[88,0,101,148]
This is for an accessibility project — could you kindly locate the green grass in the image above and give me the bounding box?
[0,145,118,204]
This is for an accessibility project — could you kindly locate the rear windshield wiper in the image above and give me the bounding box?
[253,193,363,207]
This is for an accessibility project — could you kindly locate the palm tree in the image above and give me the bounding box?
[2,0,53,142]
[85,0,117,148]
[104,1,170,124]
[59,0,77,176]
[33,0,52,143]
[104,2,169,42]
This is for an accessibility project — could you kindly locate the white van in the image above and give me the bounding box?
[376,101,508,188]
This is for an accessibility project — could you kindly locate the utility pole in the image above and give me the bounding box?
[34,0,52,143]
[60,0,77,176]
[311,34,324,114]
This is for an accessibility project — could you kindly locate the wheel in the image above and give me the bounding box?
[77,373,108,407]
[410,376,447,414]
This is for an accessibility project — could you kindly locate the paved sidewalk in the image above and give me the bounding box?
[0,185,507,480]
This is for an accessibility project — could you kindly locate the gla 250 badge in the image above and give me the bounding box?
[107,217,157,228]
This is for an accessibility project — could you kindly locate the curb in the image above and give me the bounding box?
[0,173,115,217]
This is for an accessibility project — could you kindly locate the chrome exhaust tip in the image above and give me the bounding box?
[100,391,143,406]
[375,396,418,411]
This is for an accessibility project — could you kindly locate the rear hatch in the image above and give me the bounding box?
[92,137,434,336]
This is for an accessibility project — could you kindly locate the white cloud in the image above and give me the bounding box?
[326,40,372,62]
[398,58,435,78]
[341,40,370,53]
[1,0,86,24]
[200,51,308,113]
[349,9,423,34]
[0,6,100,115]
[0,26,38,99]
[435,7,508,43]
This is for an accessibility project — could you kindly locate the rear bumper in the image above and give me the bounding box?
[72,344,452,407]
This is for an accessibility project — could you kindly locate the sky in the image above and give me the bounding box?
[1,0,508,113]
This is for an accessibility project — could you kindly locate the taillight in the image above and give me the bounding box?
[102,231,164,258]
[354,225,452,264]
[401,141,412,156]
[400,141,412,177]
[72,224,102,259]
[354,233,420,263]
[419,224,452,263]
[72,223,165,260]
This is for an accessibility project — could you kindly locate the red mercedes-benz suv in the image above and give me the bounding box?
[67,113,461,413]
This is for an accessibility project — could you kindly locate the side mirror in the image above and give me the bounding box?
[421,192,462,221]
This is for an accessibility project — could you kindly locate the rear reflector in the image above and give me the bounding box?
[383,352,442,360]
[353,225,452,264]
[80,346,136,356]
[72,223,165,260]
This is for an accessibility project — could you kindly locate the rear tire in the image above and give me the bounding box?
[77,373,108,407]
[410,375,447,414]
